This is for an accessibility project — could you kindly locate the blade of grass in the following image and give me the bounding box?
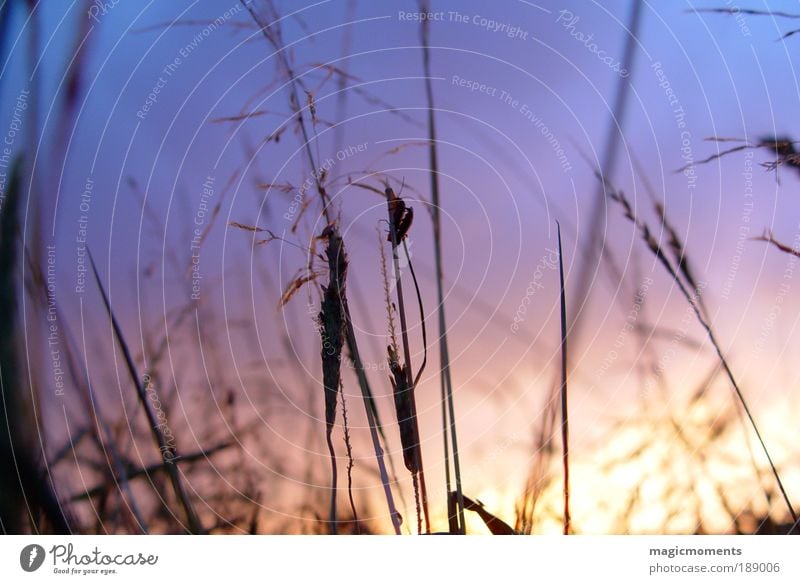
[557,222,571,535]
[417,0,465,534]
[568,0,642,357]
[598,175,798,525]
[386,188,430,533]
[1,159,71,534]
[87,250,203,534]
[342,313,403,534]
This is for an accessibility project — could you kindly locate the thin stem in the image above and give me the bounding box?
[568,0,643,346]
[88,251,202,534]
[241,0,332,222]
[343,310,402,534]
[686,290,797,524]
[387,201,430,533]
[557,223,571,535]
[418,0,465,534]
[325,430,338,535]
[603,182,798,525]
[340,388,359,533]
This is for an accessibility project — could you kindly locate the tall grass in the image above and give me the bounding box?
[597,171,798,526]
[556,223,570,535]
[0,160,71,534]
[317,227,348,534]
[418,0,465,535]
[241,0,405,533]
[88,251,203,534]
[3,0,799,537]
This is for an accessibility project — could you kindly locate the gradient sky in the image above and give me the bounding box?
[3,0,800,533]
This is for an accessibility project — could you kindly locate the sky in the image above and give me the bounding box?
[2,0,800,533]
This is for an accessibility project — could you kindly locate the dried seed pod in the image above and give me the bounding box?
[319,228,348,431]
[317,226,348,534]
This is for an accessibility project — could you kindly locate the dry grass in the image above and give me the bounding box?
[317,226,348,534]
[385,186,430,533]
[595,169,798,527]
[87,251,203,534]
[3,0,800,538]
[0,160,71,534]
[418,0,465,534]
[556,223,570,535]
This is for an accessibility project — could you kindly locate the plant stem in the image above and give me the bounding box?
[325,430,338,534]
[343,311,403,534]
[557,222,571,535]
[418,0,465,534]
[387,200,430,533]
[88,251,202,534]
[603,180,798,526]
[569,0,643,346]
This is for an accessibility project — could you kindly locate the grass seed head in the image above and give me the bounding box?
[319,227,348,430]
[388,345,419,474]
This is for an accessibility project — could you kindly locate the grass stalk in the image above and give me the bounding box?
[318,227,349,534]
[417,0,465,534]
[600,175,798,525]
[88,251,203,534]
[386,188,430,533]
[343,314,403,534]
[568,0,643,346]
[557,223,571,535]
[340,388,359,532]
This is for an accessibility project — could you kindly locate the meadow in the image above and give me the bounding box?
[0,0,799,535]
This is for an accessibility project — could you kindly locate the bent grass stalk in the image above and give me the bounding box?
[598,174,798,525]
[459,493,515,535]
